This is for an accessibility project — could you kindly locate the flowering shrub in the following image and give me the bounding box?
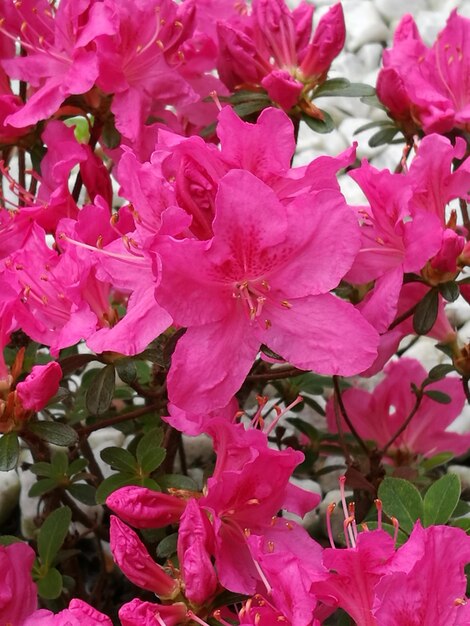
[2,1,470,625]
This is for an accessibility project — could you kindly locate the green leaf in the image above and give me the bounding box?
[68,483,97,506]
[451,518,470,532]
[51,450,68,476]
[139,447,166,475]
[364,521,409,546]
[233,100,267,118]
[360,94,386,109]
[86,364,116,415]
[378,477,423,534]
[100,446,137,474]
[301,110,335,134]
[156,533,178,558]
[413,288,439,335]
[136,428,164,462]
[314,78,375,98]
[353,119,396,135]
[424,364,455,384]
[67,458,88,476]
[421,451,455,470]
[28,422,78,446]
[423,473,460,526]
[37,567,63,600]
[286,417,319,441]
[0,535,22,545]
[0,433,19,471]
[368,127,400,147]
[95,473,137,505]
[59,353,100,375]
[158,474,198,491]
[29,478,58,498]
[115,359,137,384]
[38,506,72,568]
[439,281,460,302]
[423,390,452,404]
[102,118,121,149]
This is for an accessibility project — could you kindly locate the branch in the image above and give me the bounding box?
[333,375,370,457]
[246,366,302,381]
[379,388,423,455]
[76,402,162,436]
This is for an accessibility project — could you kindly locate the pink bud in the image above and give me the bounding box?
[299,3,345,79]
[261,71,303,111]
[118,599,187,626]
[110,517,179,599]
[106,486,187,528]
[16,362,62,411]
[0,542,37,624]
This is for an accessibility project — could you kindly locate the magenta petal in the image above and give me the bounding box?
[260,294,378,376]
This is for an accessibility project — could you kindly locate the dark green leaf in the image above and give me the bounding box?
[0,433,19,471]
[286,418,319,441]
[439,281,460,302]
[28,422,78,446]
[102,119,121,149]
[435,342,454,358]
[29,478,58,498]
[100,447,137,473]
[156,533,178,558]
[158,474,198,491]
[37,567,63,600]
[95,473,137,505]
[136,428,164,463]
[68,483,97,506]
[0,535,22,545]
[426,364,455,382]
[51,451,68,476]
[413,288,439,335]
[59,353,99,375]
[423,390,452,404]
[353,120,396,134]
[234,100,267,118]
[314,79,375,98]
[139,447,166,475]
[301,110,335,134]
[378,477,423,534]
[38,506,72,567]
[451,518,470,532]
[360,94,386,109]
[115,359,137,384]
[368,127,400,147]
[86,364,116,415]
[423,473,460,526]
[67,458,88,476]
[228,90,271,105]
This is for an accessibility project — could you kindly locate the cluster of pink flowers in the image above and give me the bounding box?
[2,0,470,624]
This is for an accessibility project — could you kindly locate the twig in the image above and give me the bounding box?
[76,402,162,436]
[79,435,105,485]
[380,389,423,455]
[460,198,470,235]
[388,301,419,331]
[333,375,370,457]
[247,366,302,381]
[462,377,470,405]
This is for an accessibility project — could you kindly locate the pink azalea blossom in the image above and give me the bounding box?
[118,599,187,626]
[0,541,37,624]
[23,599,112,625]
[327,358,470,460]
[16,361,62,412]
[377,11,470,134]
[155,169,378,413]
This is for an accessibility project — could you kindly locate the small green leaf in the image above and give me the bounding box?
[286,417,319,441]
[28,422,78,446]
[86,364,116,415]
[0,535,22,545]
[67,458,88,476]
[368,127,400,147]
[38,506,72,568]
[158,474,198,491]
[451,518,470,532]
[423,473,460,526]
[233,100,267,118]
[314,78,375,98]
[354,119,396,135]
[30,462,53,477]
[136,428,164,462]
[413,288,439,335]
[301,110,335,134]
[51,451,68,476]
[156,533,178,558]
[68,483,97,506]
[95,473,137,505]
[439,281,460,302]
[425,364,455,383]
[139,448,166,475]
[0,433,19,471]
[59,353,100,375]
[423,390,452,404]
[29,478,58,498]
[115,359,137,384]
[378,477,424,534]
[100,447,137,474]
[37,567,63,600]
[421,451,455,470]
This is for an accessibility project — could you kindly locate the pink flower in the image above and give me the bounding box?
[118,599,187,626]
[109,516,180,599]
[0,542,37,624]
[16,361,62,412]
[23,599,112,625]
[378,11,470,134]
[156,169,378,413]
[326,358,470,459]
[373,523,470,625]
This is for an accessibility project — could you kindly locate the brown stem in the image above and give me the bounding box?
[394,139,413,174]
[162,426,181,474]
[460,199,470,236]
[388,301,419,331]
[79,435,104,485]
[462,377,470,405]
[76,402,162,437]
[246,366,302,381]
[379,388,423,455]
[333,375,370,457]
